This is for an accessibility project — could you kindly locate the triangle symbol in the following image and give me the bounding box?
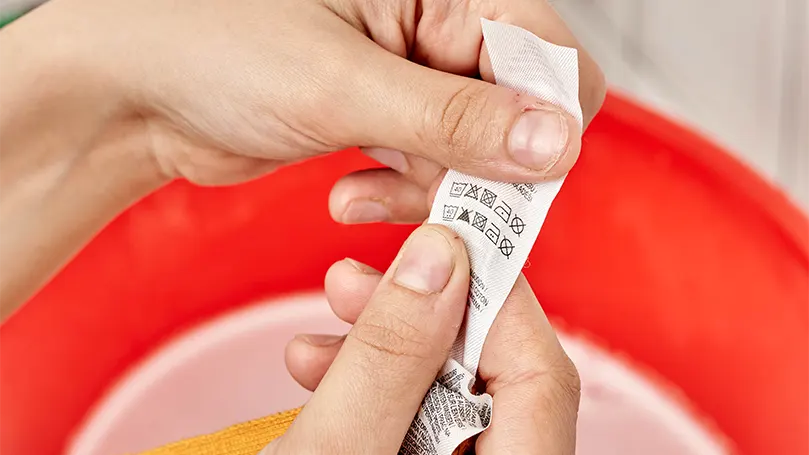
[458,209,471,223]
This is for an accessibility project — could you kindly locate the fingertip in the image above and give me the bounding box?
[327,176,352,223]
[540,112,582,179]
[507,104,583,176]
[285,335,343,392]
[328,177,391,225]
[396,224,469,275]
[385,224,470,315]
[328,169,427,225]
[391,225,457,294]
[325,259,381,323]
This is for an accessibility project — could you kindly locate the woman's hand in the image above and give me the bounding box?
[0,0,603,317]
[20,0,603,186]
[278,226,581,454]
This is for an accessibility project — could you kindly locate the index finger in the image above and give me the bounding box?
[476,274,581,454]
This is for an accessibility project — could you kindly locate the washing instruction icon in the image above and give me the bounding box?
[480,189,496,208]
[449,182,466,198]
[472,213,487,232]
[498,238,514,258]
[464,185,480,200]
[494,200,512,223]
[442,205,459,221]
[485,224,500,245]
[509,216,525,236]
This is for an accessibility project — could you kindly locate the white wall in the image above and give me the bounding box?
[0,0,43,16]
[553,0,808,209]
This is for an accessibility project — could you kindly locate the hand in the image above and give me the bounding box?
[279,226,581,453]
[0,0,604,315]
[6,0,604,189]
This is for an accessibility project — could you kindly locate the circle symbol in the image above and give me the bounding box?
[499,238,514,258]
[510,216,525,236]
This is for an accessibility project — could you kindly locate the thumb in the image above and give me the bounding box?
[351,51,582,182]
[269,225,470,454]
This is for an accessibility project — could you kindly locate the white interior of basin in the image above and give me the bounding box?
[67,293,728,455]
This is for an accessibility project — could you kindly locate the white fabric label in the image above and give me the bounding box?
[399,19,583,455]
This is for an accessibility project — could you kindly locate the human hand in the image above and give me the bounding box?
[10,0,604,189]
[280,228,581,453]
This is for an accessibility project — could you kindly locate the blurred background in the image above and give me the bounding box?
[2,0,806,209]
[553,0,808,210]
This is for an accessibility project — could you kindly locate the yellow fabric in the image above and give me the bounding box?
[138,407,300,455]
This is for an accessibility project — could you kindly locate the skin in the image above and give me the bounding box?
[0,0,603,451]
[273,226,581,454]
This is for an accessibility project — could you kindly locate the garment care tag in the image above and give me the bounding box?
[398,19,583,455]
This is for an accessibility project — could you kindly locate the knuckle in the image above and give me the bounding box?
[348,308,434,364]
[432,83,490,164]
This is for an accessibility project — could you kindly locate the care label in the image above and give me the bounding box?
[399,18,583,455]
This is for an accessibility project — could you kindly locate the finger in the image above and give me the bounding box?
[316,261,581,453]
[324,258,381,323]
[281,225,470,453]
[288,259,383,391]
[479,1,607,128]
[341,46,580,181]
[426,168,448,207]
[407,0,605,130]
[476,274,580,455]
[361,147,443,189]
[285,334,345,391]
[328,168,429,224]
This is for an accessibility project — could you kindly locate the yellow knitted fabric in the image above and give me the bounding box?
[138,407,300,455]
[137,406,475,455]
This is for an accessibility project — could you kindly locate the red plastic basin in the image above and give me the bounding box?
[1,93,806,455]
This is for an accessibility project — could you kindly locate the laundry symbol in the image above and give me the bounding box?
[449,182,467,198]
[442,205,459,221]
[457,208,471,223]
[499,238,514,258]
[509,216,525,236]
[480,189,496,208]
[485,224,500,245]
[472,212,487,232]
[494,200,512,223]
[464,184,480,200]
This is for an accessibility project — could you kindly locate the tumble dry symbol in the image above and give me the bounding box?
[472,212,487,232]
[449,182,466,198]
[499,238,514,258]
[442,205,459,221]
[480,189,496,208]
[509,216,525,236]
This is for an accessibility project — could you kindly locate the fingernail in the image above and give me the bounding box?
[363,147,410,174]
[508,108,569,172]
[344,258,378,274]
[342,200,389,224]
[296,334,344,347]
[394,227,454,294]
